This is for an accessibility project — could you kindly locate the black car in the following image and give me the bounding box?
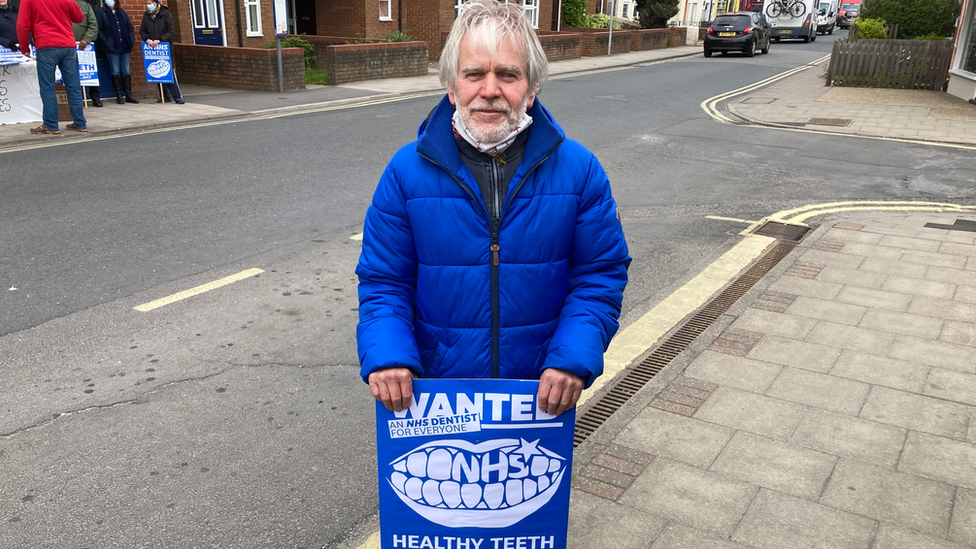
[704,12,772,57]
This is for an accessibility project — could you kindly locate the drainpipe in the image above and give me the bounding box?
[557,0,563,30]
[398,0,402,31]
[236,0,243,46]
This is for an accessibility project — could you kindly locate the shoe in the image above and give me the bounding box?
[30,126,59,135]
[175,98,184,104]
[122,76,140,104]
[92,98,103,107]
[66,123,88,133]
[125,96,140,104]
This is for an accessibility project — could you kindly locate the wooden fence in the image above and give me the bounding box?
[827,39,953,89]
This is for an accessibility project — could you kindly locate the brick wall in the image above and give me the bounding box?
[322,41,429,84]
[172,44,306,90]
[563,28,633,56]
[317,0,367,37]
[629,28,669,50]
[538,32,583,61]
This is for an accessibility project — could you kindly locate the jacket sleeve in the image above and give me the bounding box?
[16,0,30,55]
[81,4,98,44]
[139,15,148,40]
[69,0,83,24]
[124,12,134,46]
[356,154,423,383]
[542,151,631,388]
[161,11,174,42]
[95,9,109,47]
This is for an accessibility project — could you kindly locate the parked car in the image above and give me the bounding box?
[837,0,860,28]
[704,12,772,57]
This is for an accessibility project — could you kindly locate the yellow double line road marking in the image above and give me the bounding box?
[768,200,976,225]
[701,55,831,123]
[133,268,264,312]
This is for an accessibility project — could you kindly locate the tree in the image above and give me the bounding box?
[858,0,959,38]
[635,0,680,28]
[561,0,590,28]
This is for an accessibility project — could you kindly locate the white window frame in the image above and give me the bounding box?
[621,0,631,18]
[379,0,392,21]
[244,0,262,36]
[455,0,464,19]
[522,0,539,28]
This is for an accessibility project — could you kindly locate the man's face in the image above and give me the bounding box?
[448,31,536,143]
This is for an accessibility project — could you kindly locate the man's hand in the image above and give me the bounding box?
[147,39,160,48]
[368,367,416,412]
[79,40,88,50]
[537,368,584,417]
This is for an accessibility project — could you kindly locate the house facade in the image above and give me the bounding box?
[948,0,976,103]
[160,0,556,58]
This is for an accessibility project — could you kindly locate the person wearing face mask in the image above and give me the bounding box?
[139,0,182,104]
[0,0,17,52]
[96,0,138,104]
[357,0,630,416]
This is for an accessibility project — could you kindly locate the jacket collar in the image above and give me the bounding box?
[416,94,565,175]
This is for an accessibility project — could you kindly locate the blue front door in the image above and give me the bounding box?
[192,0,224,45]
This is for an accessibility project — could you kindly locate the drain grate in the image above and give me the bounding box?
[574,239,801,447]
[753,221,811,242]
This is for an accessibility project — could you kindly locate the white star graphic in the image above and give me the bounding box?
[513,438,542,460]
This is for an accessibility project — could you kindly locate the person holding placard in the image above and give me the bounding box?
[96,0,137,104]
[17,0,87,134]
[71,0,100,106]
[139,0,181,104]
[357,0,630,417]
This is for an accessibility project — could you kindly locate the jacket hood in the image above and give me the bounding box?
[416,94,565,176]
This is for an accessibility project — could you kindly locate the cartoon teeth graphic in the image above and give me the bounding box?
[147,59,171,79]
[387,438,566,528]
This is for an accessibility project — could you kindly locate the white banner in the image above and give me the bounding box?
[0,60,43,126]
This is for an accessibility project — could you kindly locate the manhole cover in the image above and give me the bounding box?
[807,117,852,127]
[753,221,811,242]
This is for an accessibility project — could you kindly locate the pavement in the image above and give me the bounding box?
[6,43,976,549]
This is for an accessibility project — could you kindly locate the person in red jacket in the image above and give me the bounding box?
[16,0,88,134]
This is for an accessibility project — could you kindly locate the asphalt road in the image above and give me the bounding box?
[2,32,976,548]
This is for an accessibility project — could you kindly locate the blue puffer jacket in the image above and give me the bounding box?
[356,95,630,388]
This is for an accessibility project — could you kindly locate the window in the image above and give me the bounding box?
[455,0,464,19]
[622,0,631,18]
[962,3,976,74]
[379,0,392,20]
[522,0,538,28]
[244,0,261,35]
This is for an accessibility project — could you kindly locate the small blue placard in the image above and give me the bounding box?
[142,42,173,84]
[376,378,575,549]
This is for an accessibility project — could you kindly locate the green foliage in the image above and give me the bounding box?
[587,13,619,29]
[856,17,890,39]
[858,0,959,38]
[914,32,949,40]
[349,31,414,44]
[270,35,316,70]
[385,30,414,42]
[635,0,679,28]
[561,0,589,28]
[306,67,329,85]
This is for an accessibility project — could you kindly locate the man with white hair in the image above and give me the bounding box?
[357,0,630,418]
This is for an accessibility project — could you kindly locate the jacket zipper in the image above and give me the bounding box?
[418,149,554,379]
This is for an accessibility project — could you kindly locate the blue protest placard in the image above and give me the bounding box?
[78,46,98,86]
[375,378,575,549]
[142,42,174,84]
